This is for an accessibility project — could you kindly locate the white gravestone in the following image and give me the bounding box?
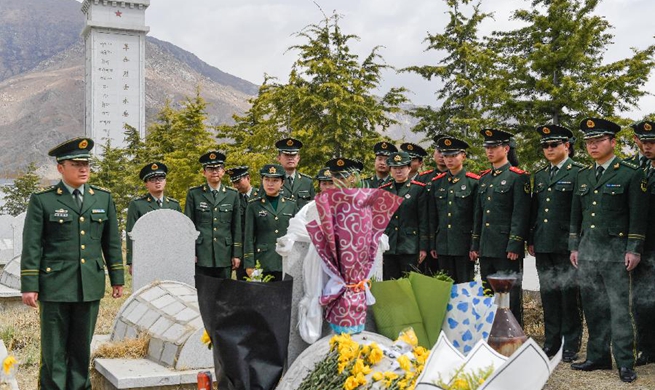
[0,214,14,266]
[11,212,26,258]
[81,0,149,149]
[130,210,198,291]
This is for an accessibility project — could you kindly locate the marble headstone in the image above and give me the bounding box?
[11,212,26,258]
[129,209,198,291]
[0,214,14,266]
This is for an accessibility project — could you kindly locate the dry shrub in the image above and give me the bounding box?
[92,333,150,360]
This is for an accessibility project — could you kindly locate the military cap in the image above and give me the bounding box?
[433,134,448,148]
[631,120,655,141]
[437,136,469,156]
[480,129,513,146]
[139,162,167,181]
[260,164,285,178]
[326,157,364,177]
[275,138,303,154]
[226,166,249,182]
[535,124,573,143]
[199,151,226,167]
[579,117,621,139]
[315,167,333,181]
[373,141,398,156]
[48,137,94,162]
[387,151,412,167]
[400,143,428,159]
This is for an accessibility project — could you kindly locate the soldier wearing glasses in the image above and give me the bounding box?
[427,136,479,282]
[21,137,124,389]
[527,125,583,363]
[126,162,181,274]
[630,120,655,366]
[473,129,531,325]
[569,118,648,383]
[185,151,242,279]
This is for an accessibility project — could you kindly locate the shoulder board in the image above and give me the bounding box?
[620,160,639,170]
[282,196,297,202]
[418,169,434,177]
[137,194,149,200]
[579,164,592,171]
[479,169,491,176]
[509,166,528,175]
[465,172,481,180]
[431,172,448,182]
[410,180,426,187]
[535,165,548,173]
[299,173,312,179]
[226,186,237,191]
[248,196,263,203]
[189,184,203,190]
[35,186,56,195]
[90,185,110,193]
[167,197,180,203]
[570,161,585,168]
[380,182,393,189]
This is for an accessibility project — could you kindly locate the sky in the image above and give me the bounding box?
[82,0,655,118]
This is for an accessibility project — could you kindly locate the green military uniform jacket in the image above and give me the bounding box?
[427,170,480,256]
[364,175,390,188]
[21,181,124,302]
[184,184,242,268]
[569,158,649,261]
[280,171,314,209]
[645,167,655,254]
[528,158,585,254]
[125,194,181,265]
[380,180,429,254]
[244,196,298,272]
[473,163,531,257]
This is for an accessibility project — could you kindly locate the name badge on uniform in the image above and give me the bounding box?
[199,202,209,209]
[92,209,105,214]
[54,209,69,218]
[606,183,621,188]
[557,181,571,185]
[258,210,268,217]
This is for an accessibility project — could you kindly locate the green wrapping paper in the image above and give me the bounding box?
[370,278,430,348]
[408,272,453,347]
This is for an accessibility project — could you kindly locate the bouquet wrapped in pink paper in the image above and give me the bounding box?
[306,188,402,334]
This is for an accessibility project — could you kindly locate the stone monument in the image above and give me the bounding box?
[129,209,198,291]
[11,212,25,258]
[81,0,150,149]
[0,214,14,267]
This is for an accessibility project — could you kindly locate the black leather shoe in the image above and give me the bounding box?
[618,367,637,383]
[571,360,612,371]
[542,347,557,358]
[562,350,578,363]
[636,353,653,366]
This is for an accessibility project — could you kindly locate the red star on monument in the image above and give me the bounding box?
[115,10,122,17]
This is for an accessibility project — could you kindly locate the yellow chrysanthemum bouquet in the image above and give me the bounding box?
[1,355,18,390]
[298,328,429,390]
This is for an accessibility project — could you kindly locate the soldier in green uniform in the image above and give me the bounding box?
[416,135,449,184]
[364,141,397,188]
[427,136,479,282]
[625,123,650,169]
[379,151,429,280]
[275,137,314,209]
[21,137,124,389]
[400,142,428,181]
[226,166,256,281]
[244,164,299,280]
[185,151,242,279]
[569,118,648,383]
[527,125,583,362]
[316,167,336,192]
[628,120,655,366]
[126,162,181,274]
[472,129,530,325]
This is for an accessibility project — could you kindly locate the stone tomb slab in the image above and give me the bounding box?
[129,209,198,291]
[11,212,26,258]
[94,358,214,389]
[0,214,14,266]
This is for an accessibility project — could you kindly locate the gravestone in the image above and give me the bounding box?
[0,256,23,311]
[0,214,14,267]
[11,212,26,258]
[129,209,198,291]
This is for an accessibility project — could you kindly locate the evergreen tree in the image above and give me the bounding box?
[217,12,407,177]
[0,162,42,216]
[488,0,655,169]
